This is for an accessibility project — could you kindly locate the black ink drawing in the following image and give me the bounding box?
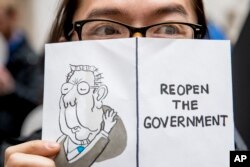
[55,65,127,167]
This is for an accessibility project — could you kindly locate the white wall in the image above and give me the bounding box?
[18,0,59,53]
[31,0,59,53]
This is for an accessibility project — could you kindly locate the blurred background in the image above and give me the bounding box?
[0,0,250,152]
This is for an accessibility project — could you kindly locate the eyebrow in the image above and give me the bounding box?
[85,4,188,20]
[154,4,188,18]
[86,8,128,19]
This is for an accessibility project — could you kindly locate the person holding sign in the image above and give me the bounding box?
[4,0,210,166]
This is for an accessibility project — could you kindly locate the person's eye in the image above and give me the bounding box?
[61,83,73,95]
[155,25,180,35]
[77,81,90,95]
[95,25,121,36]
[88,23,122,37]
[82,21,128,39]
[148,24,193,38]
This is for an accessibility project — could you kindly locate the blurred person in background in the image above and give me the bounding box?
[0,33,7,65]
[207,21,227,40]
[0,0,43,143]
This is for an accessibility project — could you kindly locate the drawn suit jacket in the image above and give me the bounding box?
[55,105,127,167]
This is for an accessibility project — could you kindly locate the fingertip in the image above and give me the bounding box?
[44,141,60,150]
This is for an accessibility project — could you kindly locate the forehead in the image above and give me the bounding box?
[74,0,197,24]
[68,71,95,84]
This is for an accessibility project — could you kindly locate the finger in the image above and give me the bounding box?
[105,109,110,117]
[108,109,112,117]
[5,140,60,164]
[109,109,114,116]
[113,119,117,125]
[113,113,117,121]
[106,110,110,118]
[5,152,56,167]
[111,110,117,117]
[109,109,115,117]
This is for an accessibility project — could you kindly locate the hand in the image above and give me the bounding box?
[5,140,60,167]
[103,109,117,133]
[0,66,15,96]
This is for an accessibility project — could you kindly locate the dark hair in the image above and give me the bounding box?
[49,0,207,42]
[191,0,207,37]
[49,0,79,43]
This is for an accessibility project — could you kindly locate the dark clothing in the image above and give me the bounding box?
[7,32,42,104]
[0,32,43,141]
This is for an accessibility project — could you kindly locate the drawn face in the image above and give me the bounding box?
[70,0,197,40]
[60,71,103,144]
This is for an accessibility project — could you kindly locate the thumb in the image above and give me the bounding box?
[5,140,60,163]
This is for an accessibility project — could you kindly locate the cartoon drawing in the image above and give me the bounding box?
[55,65,127,167]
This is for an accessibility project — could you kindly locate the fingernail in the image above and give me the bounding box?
[45,141,60,149]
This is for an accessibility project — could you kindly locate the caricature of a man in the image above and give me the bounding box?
[55,65,127,167]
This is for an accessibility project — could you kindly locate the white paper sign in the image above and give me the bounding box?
[43,38,234,167]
